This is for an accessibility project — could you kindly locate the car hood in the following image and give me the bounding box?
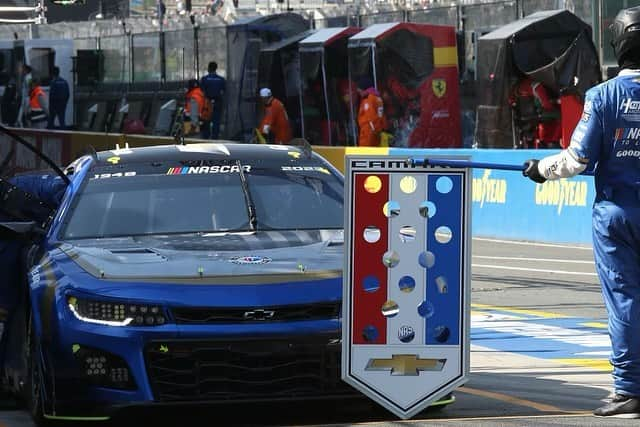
[59,230,344,284]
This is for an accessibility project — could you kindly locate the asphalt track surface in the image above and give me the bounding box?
[1,237,635,426]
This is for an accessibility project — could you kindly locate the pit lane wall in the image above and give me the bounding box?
[0,129,594,245]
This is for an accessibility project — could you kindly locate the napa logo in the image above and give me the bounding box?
[535,179,588,214]
[472,170,507,207]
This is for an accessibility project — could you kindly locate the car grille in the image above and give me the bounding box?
[171,302,341,324]
[145,336,355,402]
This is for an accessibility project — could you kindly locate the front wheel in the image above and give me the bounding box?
[25,313,49,427]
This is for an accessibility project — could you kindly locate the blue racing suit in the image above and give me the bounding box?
[200,72,226,139]
[536,69,640,396]
[0,174,66,332]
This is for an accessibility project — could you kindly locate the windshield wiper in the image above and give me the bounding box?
[236,159,257,231]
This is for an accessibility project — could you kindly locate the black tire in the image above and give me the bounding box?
[25,312,50,427]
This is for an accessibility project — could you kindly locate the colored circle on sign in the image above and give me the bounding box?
[364,176,382,193]
[418,251,435,269]
[435,226,453,244]
[419,201,436,218]
[436,276,448,294]
[436,176,454,194]
[434,325,450,343]
[383,200,400,218]
[363,226,381,243]
[400,176,417,194]
[418,300,435,318]
[362,275,380,293]
[398,325,415,343]
[363,325,379,342]
[382,250,400,268]
[398,275,416,293]
[362,276,380,293]
[399,226,416,243]
[381,300,399,318]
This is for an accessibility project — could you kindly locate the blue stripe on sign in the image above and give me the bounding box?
[471,311,611,362]
[181,167,189,174]
[425,173,462,345]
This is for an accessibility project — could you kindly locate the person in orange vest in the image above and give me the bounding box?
[183,79,210,137]
[28,78,48,129]
[510,76,561,149]
[258,87,292,145]
[356,77,386,147]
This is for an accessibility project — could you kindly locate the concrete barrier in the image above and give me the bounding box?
[0,129,594,244]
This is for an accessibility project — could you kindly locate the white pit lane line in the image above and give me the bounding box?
[473,237,593,251]
[472,263,598,277]
[473,255,593,264]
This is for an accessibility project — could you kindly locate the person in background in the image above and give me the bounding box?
[183,79,209,137]
[16,64,32,127]
[258,87,292,145]
[510,76,561,148]
[523,6,640,418]
[48,66,70,130]
[200,61,226,139]
[356,77,386,147]
[27,79,48,129]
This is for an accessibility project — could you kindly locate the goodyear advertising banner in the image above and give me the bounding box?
[387,148,594,245]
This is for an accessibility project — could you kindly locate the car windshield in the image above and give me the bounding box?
[61,161,344,239]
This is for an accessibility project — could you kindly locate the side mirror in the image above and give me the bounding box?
[0,221,45,240]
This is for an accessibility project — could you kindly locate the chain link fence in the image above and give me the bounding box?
[407,6,457,26]
[100,34,130,82]
[463,1,517,30]
[165,28,196,82]
[132,32,162,82]
[0,0,631,84]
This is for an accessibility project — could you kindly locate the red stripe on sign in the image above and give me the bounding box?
[352,173,389,345]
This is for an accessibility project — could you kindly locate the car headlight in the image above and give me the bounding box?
[67,296,167,327]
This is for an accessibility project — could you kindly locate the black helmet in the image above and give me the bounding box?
[611,6,640,66]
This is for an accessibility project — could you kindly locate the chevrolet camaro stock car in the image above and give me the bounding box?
[0,141,452,424]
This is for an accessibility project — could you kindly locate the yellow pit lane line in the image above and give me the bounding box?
[555,358,612,372]
[471,303,569,319]
[313,413,594,427]
[456,386,581,414]
[581,322,607,328]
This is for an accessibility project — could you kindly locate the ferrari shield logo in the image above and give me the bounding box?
[343,154,470,419]
[432,79,447,98]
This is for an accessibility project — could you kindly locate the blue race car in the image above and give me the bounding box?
[1,142,353,424]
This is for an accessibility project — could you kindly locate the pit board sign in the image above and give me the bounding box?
[342,155,471,419]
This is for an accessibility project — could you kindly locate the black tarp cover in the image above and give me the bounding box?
[475,10,600,148]
[225,13,309,140]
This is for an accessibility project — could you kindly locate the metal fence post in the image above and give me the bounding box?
[194,24,200,80]
[160,31,166,84]
[130,32,135,83]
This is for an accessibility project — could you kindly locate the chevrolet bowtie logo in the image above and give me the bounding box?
[243,309,275,321]
[365,355,446,376]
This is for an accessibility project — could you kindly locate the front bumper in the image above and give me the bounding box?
[46,308,350,417]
